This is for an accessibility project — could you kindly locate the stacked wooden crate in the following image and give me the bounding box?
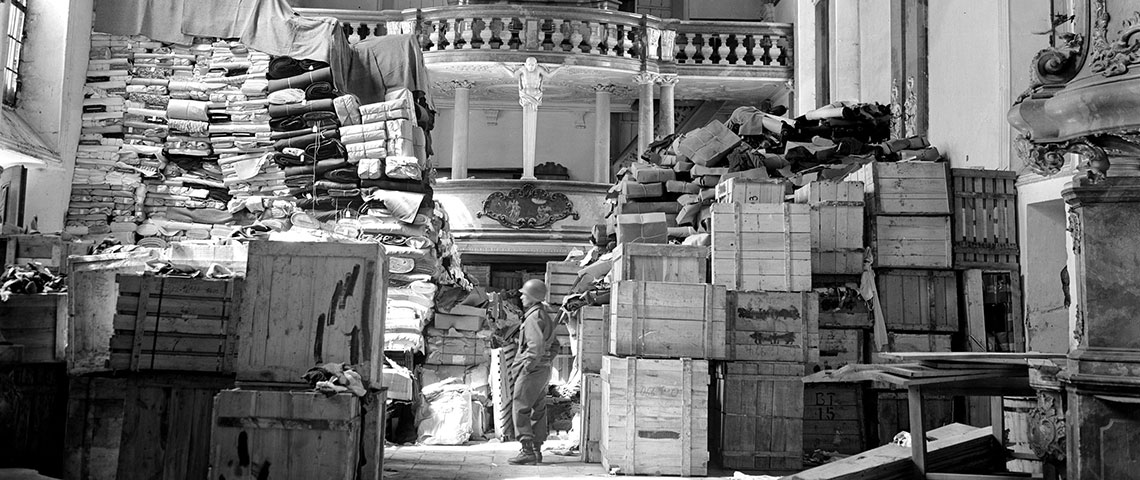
[209,241,388,480]
[598,242,714,476]
[705,184,815,474]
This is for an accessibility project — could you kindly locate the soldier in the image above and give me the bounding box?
[509,278,559,465]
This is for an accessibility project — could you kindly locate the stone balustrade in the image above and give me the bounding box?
[295,5,792,74]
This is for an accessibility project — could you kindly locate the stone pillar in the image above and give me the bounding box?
[521,104,538,180]
[657,75,678,137]
[1061,176,1140,479]
[450,80,474,180]
[634,73,657,159]
[593,84,614,183]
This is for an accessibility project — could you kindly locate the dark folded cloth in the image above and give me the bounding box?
[360,178,428,194]
[274,151,308,167]
[267,57,331,80]
[315,179,359,190]
[305,82,339,100]
[208,112,231,123]
[269,99,336,119]
[274,130,341,151]
[268,67,333,93]
[302,111,339,129]
[270,125,338,141]
[323,167,360,184]
[285,175,314,188]
[282,158,352,177]
[306,139,347,161]
[270,114,307,132]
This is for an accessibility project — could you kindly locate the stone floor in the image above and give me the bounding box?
[381,440,772,480]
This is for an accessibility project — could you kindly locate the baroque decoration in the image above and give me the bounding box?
[1015,135,1112,183]
[1089,2,1140,77]
[477,183,579,229]
[1028,391,1067,466]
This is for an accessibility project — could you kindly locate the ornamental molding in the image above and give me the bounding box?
[1015,134,1113,183]
[1028,391,1067,465]
[1089,2,1140,77]
[476,183,580,229]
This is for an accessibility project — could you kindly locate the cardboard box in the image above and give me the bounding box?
[616,213,667,244]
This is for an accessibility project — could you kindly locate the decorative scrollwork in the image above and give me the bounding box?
[1028,391,1067,466]
[1067,207,1082,255]
[476,183,579,229]
[1016,135,1110,183]
[1089,2,1140,77]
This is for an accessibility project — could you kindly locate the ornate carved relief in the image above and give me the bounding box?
[1029,391,1067,466]
[476,183,580,229]
[1074,305,1085,347]
[1089,1,1140,77]
[903,76,918,137]
[1016,136,1111,182]
[891,82,904,139]
[1024,32,1084,98]
[1067,206,1082,255]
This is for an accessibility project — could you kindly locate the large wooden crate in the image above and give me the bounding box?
[845,161,950,215]
[712,361,804,473]
[68,251,151,375]
[875,390,955,446]
[868,215,953,269]
[582,372,603,463]
[63,373,234,480]
[576,305,607,374]
[545,261,579,305]
[951,168,1018,269]
[0,364,68,476]
[611,243,708,283]
[727,291,819,364]
[237,241,387,386]
[209,389,385,480]
[711,203,812,292]
[816,287,873,329]
[1,234,91,274]
[609,281,727,359]
[794,181,866,275]
[876,269,958,332]
[111,275,241,373]
[803,382,869,455]
[715,178,788,204]
[0,293,68,363]
[600,356,709,477]
[424,329,488,365]
[817,328,865,371]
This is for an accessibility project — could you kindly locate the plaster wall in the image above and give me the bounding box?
[288,0,448,10]
[686,0,768,21]
[18,0,92,232]
[432,107,599,181]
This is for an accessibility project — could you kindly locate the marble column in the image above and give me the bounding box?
[593,84,615,183]
[521,103,538,180]
[657,75,678,137]
[634,73,657,159]
[450,80,474,180]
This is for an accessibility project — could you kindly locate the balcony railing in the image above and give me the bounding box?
[296,5,792,74]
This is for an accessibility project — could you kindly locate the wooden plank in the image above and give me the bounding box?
[909,385,927,474]
[611,243,708,283]
[236,241,387,386]
[545,261,579,305]
[849,162,949,215]
[715,178,788,204]
[795,181,866,275]
[0,293,68,363]
[950,168,1019,269]
[582,373,604,463]
[870,216,953,269]
[963,269,987,352]
[818,328,865,371]
[713,361,804,473]
[576,306,607,374]
[608,281,727,359]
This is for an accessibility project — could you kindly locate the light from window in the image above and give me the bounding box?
[2,0,27,107]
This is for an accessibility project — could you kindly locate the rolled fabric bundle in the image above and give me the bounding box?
[267,67,333,93]
[346,140,388,162]
[241,78,268,96]
[209,123,272,134]
[269,88,306,105]
[273,129,341,151]
[270,125,337,141]
[323,167,360,184]
[305,139,347,161]
[266,57,330,80]
[304,81,338,100]
[361,188,424,224]
[301,111,339,129]
[360,178,429,194]
[340,122,386,144]
[125,106,168,118]
[382,245,436,276]
[334,94,362,126]
[168,119,210,134]
[284,175,314,188]
[164,206,235,225]
[269,114,306,132]
[268,98,335,119]
[282,158,351,177]
[167,99,210,121]
[358,215,428,237]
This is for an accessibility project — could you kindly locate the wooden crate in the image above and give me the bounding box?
[711,203,812,292]
[816,287,873,329]
[608,281,727,359]
[465,264,491,287]
[875,390,955,446]
[545,261,579,305]
[715,178,788,204]
[1,234,91,274]
[712,361,804,473]
[794,181,866,275]
[961,269,1025,353]
[600,356,709,477]
[951,168,1019,269]
[236,241,387,386]
[727,291,819,364]
[0,293,68,363]
[817,328,865,371]
[582,373,603,463]
[0,364,68,476]
[803,383,869,455]
[845,161,950,215]
[63,373,234,480]
[610,243,708,283]
[869,215,953,269]
[110,275,241,373]
[876,269,958,332]
[575,305,607,374]
[68,251,151,375]
[209,389,385,480]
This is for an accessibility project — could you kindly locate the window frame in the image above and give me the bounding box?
[1,0,29,108]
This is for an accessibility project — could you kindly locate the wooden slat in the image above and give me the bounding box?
[950,168,1019,269]
[849,162,949,215]
[876,270,958,332]
[714,361,804,473]
[611,243,708,283]
[710,203,813,292]
[870,216,952,269]
[0,293,68,363]
[608,281,726,359]
[545,261,579,305]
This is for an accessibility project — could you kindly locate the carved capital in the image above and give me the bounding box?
[593,84,618,94]
[435,79,476,95]
[1028,391,1067,466]
[632,72,658,86]
[656,74,679,87]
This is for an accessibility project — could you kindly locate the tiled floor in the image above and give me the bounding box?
[382,440,764,480]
